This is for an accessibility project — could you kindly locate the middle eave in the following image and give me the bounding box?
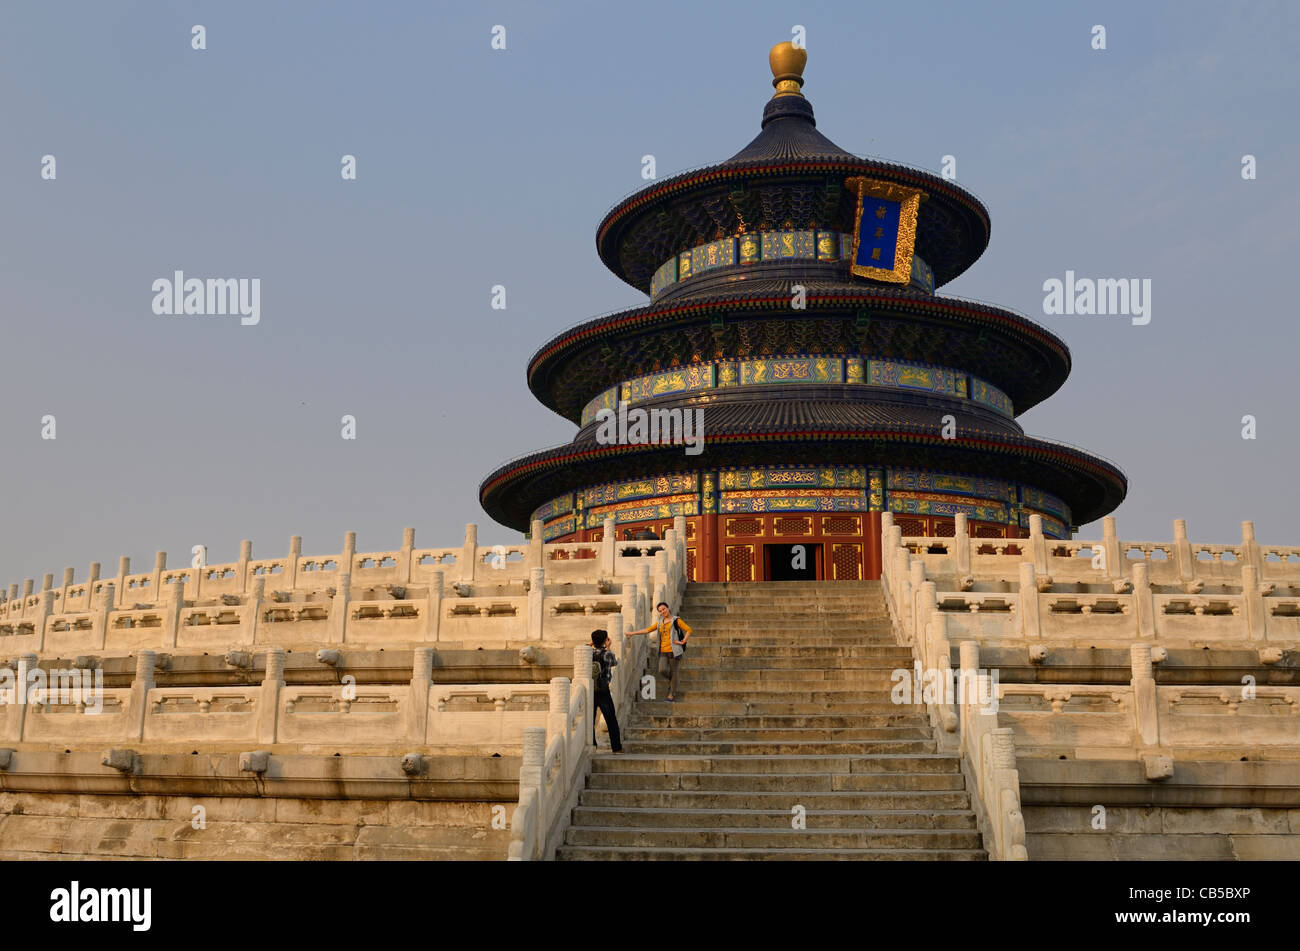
[528,282,1072,422]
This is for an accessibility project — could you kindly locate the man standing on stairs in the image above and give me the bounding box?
[627,601,692,702]
[590,629,624,754]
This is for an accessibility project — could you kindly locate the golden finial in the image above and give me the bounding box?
[769,41,807,98]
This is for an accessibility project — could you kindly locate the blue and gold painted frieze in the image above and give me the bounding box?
[592,356,1017,426]
[761,230,815,261]
[541,514,576,541]
[971,377,1014,416]
[887,468,1017,503]
[649,228,936,300]
[739,357,841,386]
[720,467,866,490]
[1020,485,1070,522]
[721,489,867,514]
[580,386,621,428]
[581,473,699,508]
[691,237,736,275]
[531,493,574,525]
[622,364,714,404]
[650,257,678,297]
[584,496,697,529]
[888,494,1009,523]
[868,358,957,397]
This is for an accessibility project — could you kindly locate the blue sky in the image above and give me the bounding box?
[1,0,1297,583]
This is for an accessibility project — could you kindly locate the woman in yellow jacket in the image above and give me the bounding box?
[627,601,692,701]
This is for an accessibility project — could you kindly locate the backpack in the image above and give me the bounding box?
[590,649,606,685]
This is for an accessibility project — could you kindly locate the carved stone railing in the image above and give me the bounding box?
[896,514,1300,595]
[0,517,689,657]
[958,642,1028,861]
[508,517,686,860]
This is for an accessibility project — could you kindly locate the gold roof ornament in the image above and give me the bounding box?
[769,41,807,98]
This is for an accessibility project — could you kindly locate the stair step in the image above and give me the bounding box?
[577,789,973,810]
[618,740,936,755]
[590,753,962,774]
[570,805,979,830]
[556,845,984,861]
[635,701,926,715]
[623,727,932,741]
[584,771,970,792]
[563,826,984,850]
[633,714,931,729]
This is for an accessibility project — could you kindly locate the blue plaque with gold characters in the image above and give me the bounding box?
[845,177,925,284]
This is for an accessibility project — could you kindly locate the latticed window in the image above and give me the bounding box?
[821,516,860,535]
[895,516,927,536]
[934,519,956,537]
[686,548,697,581]
[831,544,862,580]
[725,545,754,581]
[725,517,764,537]
[973,523,1005,538]
[774,516,811,536]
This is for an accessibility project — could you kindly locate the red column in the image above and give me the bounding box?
[865,511,882,580]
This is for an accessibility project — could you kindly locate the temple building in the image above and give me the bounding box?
[480,43,1126,582]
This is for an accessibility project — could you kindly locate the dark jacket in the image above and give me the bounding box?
[592,648,618,690]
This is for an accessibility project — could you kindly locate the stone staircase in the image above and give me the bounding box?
[557,580,987,860]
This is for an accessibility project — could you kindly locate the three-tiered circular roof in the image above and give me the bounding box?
[479,43,1126,533]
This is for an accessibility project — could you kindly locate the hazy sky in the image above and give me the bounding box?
[1,0,1297,586]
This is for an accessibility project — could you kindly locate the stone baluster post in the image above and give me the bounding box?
[548,677,571,752]
[424,569,444,641]
[1241,564,1266,641]
[908,560,925,643]
[527,567,545,640]
[954,513,972,579]
[1173,519,1195,588]
[1018,563,1042,638]
[114,557,129,608]
[245,577,265,644]
[257,647,285,744]
[92,583,115,650]
[958,640,980,758]
[1240,521,1261,574]
[462,523,478,584]
[341,531,357,578]
[571,644,593,747]
[86,563,101,613]
[398,527,415,585]
[237,540,252,592]
[285,535,302,590]
[41,573,53,594]
[664,528,681,585]
[59,567,74,615]
[635,564,650,627]
[620,583,638,642]
[1028,515,1049,578]
[518,726,547,860]
[527,519,545,573]
[610,617,628,710]
[1130,644,1159,749]
[1102,516,1122,582]
[989,730,1028,861]
[1131,562,1155,639]
[33,589,54,652]
[151,552,166,602]
[21,579,33,618]
[329,574,351,644]
[129,650,156,741]
[164,576,186,648]
[408,648,433,743]
[601,517,617,579]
